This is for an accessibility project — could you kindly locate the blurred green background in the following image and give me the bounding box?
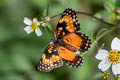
[0,0,120,80]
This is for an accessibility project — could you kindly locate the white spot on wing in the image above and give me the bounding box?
[75,49,80,54]
[50,41,53,44]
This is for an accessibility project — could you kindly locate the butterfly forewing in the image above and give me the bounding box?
[56,8,80,39]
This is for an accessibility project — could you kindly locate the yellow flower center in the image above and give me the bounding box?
[102,72,109,80]
[108,50,120,64]
[31,22,39,32]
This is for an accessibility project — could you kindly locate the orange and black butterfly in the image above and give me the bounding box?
[38,8,91,72]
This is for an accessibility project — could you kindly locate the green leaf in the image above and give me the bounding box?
[96,28,107,40]
[46,22,52,31]
[100,43,105,49]
[104,0,116,13]
[95,10,113,23]
[43,5,49,16]
[90,32,94,40]
[95,10,107,18]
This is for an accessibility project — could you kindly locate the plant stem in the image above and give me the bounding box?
[76,12,114,26]
[50,11,115,26]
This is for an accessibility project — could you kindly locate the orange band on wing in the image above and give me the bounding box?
[42,54,61,64]
[58,46,77,61]
[59,16,75,32]
[63,33,82,50]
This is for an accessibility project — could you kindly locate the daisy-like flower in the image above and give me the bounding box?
[96,37,120,75]
[24,17,42,36]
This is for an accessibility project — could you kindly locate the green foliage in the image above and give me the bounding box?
[95,0,117,23]
[96,28,107,40]
[104,0,116,13]
[43,5,49,16]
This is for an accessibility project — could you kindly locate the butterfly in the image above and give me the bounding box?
[38,8,91,72]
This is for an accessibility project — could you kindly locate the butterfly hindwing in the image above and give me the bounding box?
[38,42,63,72]
[58,46,84,67]
[56,8,80,39]
[76,32,91,52]
[62,32,91,52]
[65,55,84,67]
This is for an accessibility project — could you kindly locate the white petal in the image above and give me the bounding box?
[98,59,111,72]
[96,49,109,60]
[111,37,120,51]
[24,26,32,34]
[112,63,120,75]
[33,18,38,22]
[35,28,42,36]
[24,17,32,25]
[117,63,120,74]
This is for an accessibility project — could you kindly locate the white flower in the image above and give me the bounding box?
[24,17,42,36]
[96,37,120,75]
